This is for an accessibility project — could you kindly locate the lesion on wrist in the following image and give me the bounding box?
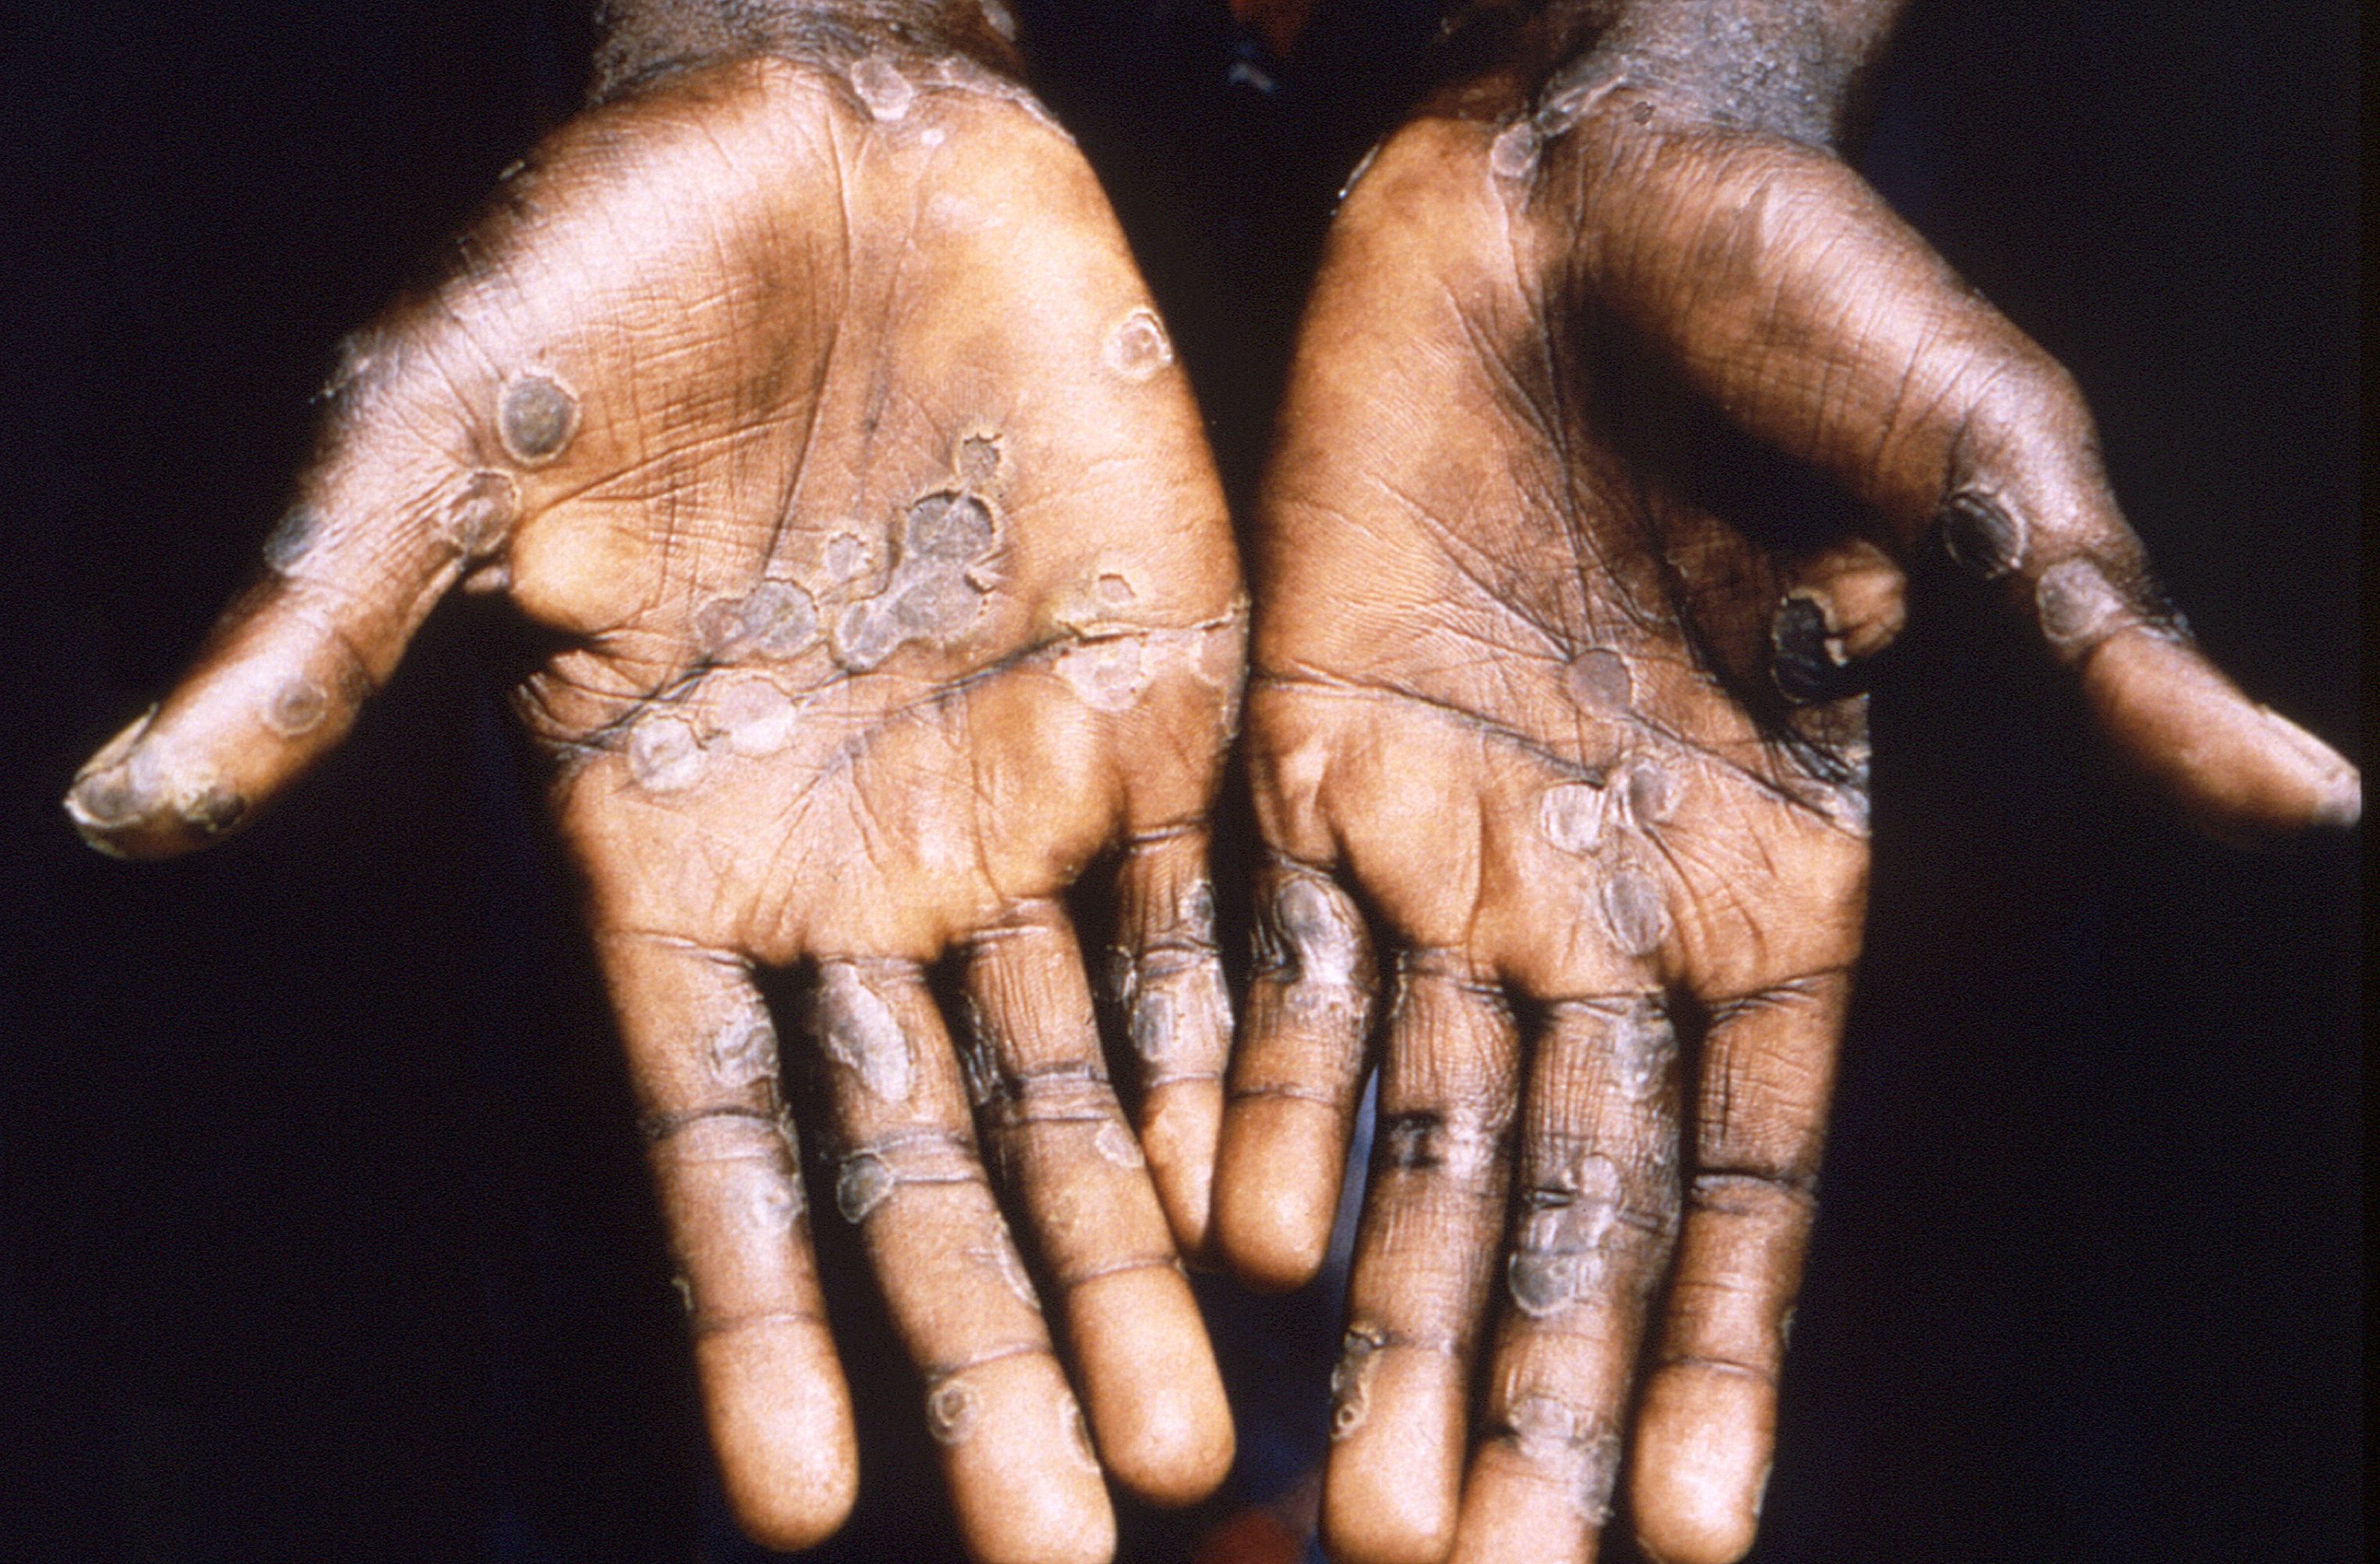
[590,0,1025,102]
[1425,0,1905,146]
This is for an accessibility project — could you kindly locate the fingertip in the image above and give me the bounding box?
[1139,1079,1221,1257]
[1321,1347,1467,1564]
[699,1322,860,1552]
[1215,1098,1343,1291]
[937,1354,1117,1564]
[2081,630,2360,841]
[1071,1267,1235,1505]
[1629,1368,1770,1564]
[2259,705,2360,828]
[66,707,252,859]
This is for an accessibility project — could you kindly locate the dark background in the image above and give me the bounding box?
[0,2,2358,1560]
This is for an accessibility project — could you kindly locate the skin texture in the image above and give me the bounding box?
[62,16,1238,1561]
[1216,5,2361,1563]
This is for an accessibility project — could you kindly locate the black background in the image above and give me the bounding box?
[0,2,2359,1561]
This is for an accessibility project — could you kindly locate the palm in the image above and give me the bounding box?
[1219,50,2353,1559]
[1226,109,1868,1564]
[68,50,1239,1563]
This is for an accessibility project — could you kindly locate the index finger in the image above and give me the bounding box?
[1547,93,2358,838]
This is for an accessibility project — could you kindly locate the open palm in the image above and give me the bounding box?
[67,45,1241,1563]
[1218,52,2356,1564]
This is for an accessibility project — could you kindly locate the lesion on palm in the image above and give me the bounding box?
[64,42,1247,1555]
[1252,113,1868,1002]
[337,51,1248,957]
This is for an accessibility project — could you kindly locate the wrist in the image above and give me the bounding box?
[590,0,1022,100]
[1432,0,1907,145]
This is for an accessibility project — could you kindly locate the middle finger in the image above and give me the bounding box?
[808,956,1113,1564]
[1454,992,1683,1564]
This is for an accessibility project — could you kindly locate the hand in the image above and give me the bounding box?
[63,32,1242,1562]
[1213,15,2359,1564]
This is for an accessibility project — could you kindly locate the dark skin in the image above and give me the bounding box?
[66,4,1240,1559]
[63,2,2356,1562]
[1213,3,2358,1562]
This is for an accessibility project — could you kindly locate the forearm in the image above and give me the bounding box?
[590,0,1020,96]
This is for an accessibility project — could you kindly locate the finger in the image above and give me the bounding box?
[594,931,855,1551]
[63,326,532,859]
[1454,995,1681,1564]
[1767,537,1908,707]
[1321,951,1521,1564]
[1216,857,1380,1291]
[1629,970,1848,1564]
[1106,823,1235,1255]
[963,901,1233,1506]
[1560,98,2358,836]
[808,957,1114,1564]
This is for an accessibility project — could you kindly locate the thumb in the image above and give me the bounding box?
[64,319,574,857]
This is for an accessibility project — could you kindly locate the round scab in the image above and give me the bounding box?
[833,601,901,672]
[1541,781,1609,854]
[813,963,915,1103]
[443,470,519,556]
[1274,875,1360,985]
[263,678,329,738]
[71,768,149,830]
[714,677,798,758]
[1565,648,1633,712]
[1489,120,1540,181]
[181,783,247,838]
[1105,309,1174,382]
[262,508,320,574]
[497,373,579,465]
[1939,491,2025,579]
[1600,869,1669,956]
[891,570,985,636]
[1622,760,1676,827]
[905,491,997,561]
[1609,999,1676,1097]
[707,1013,778,1087]
[626,714,705,793]
[2036,558,2124,651]
[1508,1249,1592,1318]
[1509,1151,1622,1318]
[851,55,916,122]
[1128,985,1176,1064]
[694,597,748,656]
[835,1153,894,1225]
[742,580,819,658]
[924,1379,979,1445]
[1329,1325,1384,1440]
[749,1179,799,1230]
[1499,1395,1622,1521]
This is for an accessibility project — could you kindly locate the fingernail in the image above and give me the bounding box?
[2258,706,2361,827]
[63,707,163,852]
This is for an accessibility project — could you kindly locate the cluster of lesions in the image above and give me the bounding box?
[578,429,1016,795]
[825,27,1067,146]
[565,410,1230,804]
